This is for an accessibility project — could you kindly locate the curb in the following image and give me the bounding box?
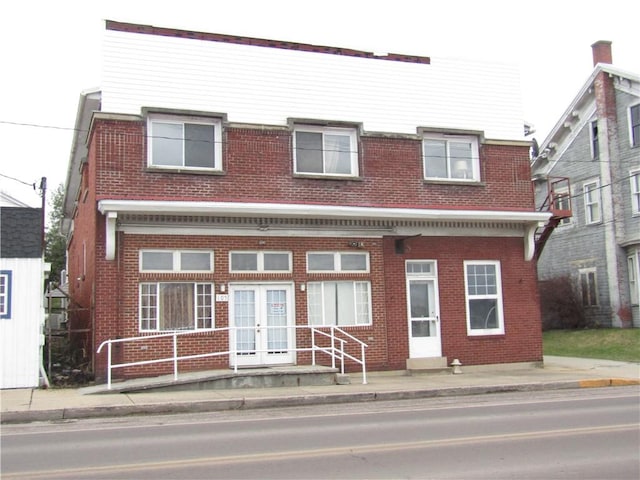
[2,379,637,424]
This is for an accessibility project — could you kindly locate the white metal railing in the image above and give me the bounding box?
[96,325,368,390]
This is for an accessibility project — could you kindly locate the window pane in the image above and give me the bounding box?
[307,283,323,325]
[196,284,213,329]
[159,283,194,330]
[469,298,498,329]
[406,261,432,274]
[409,281,430,318]
[323,282,338,325]
[185,123,215,168]
[308,253,335,271]
[467,264,496,295]
[449,142,472,179]
[140,283,157,330]
[340,253,367,271]
[355,282,370,325]
[142,251,173,271]
[324,134,352,174]
[152,122,183,166]
[296,132,323,173]
[231,252,258,271]
[424,140,447,178]
[264,253,290,271]
[412,320,431,337]
[180,252,211,271]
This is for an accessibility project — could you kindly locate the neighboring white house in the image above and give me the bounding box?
[0,192,49,388]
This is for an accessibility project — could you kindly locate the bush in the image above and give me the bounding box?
[539,276,590,330]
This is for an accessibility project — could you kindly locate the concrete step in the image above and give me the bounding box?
[80,365,340,395]
[406,357,451,375]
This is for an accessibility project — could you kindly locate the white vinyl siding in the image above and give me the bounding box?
[103,29,525,141]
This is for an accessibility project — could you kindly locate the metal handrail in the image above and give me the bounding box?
[96,324,368,389]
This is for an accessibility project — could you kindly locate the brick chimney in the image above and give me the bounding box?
[591,40,613,66]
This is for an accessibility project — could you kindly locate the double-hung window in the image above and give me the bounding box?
[0,271,11,319]
[139,250,214,331]
[583,180,601,224]
[630,170,640,216]
[423,134,479,181]
[306,252,371,326]
[629,104,640,148]
[148,114,222,171]
[140,283,213,331]
[579,268,598,307]
[294,126,358,177]
[464,261,504,335]
[590,120,599,159]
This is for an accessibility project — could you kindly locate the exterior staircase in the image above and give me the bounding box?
[534,177,572,260]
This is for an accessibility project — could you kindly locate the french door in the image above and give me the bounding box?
[229,284,295,367]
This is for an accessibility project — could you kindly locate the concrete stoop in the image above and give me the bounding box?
[80,365,340,395]
[406,357,451,375]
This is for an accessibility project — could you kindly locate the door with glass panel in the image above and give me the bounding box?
[406,261,442,358]
[229,284,294,367]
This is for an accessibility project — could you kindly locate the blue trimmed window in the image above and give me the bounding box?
[0,270,11,319]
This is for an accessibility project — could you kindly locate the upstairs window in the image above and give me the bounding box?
[294,126,358,177]
[148,115,222,171]
[583,180,602,225]
[631,170,640,216]
[423,134,479,181]
[630,104,640,148]
[590,120,599,159]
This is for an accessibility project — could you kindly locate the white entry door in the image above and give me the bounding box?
[406,261,442,358]
[229,284,295,367]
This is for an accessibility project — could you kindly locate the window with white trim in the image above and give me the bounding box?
[307,281,371,326]
[0,271,11,319]
[579,268,598,307]
[140,250,213,272]
[140,282,213,331]
[555,185,572,226]
[148,114,222,171]
[583,180,601,224]
[464,261,504,335]
[628,254,639,305]
[630,170,640,216]
[307,252,369,273]
[423,134,480,181]
[229,251,292,272]
[630,104,640,148]
[293,126,358,177]
[590,120,599,159]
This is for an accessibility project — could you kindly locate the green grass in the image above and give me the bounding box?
[543,328,640,363]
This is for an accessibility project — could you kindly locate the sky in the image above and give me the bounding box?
[1,0,638,209]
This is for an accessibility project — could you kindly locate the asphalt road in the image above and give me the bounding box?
[2,387,639,479]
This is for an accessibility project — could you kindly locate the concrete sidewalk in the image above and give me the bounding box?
[1,356,638,424]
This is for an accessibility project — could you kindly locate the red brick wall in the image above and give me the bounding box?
[383,236,543,368]
[91,119,535,212]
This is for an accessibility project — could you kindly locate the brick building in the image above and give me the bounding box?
[63,21,551,382]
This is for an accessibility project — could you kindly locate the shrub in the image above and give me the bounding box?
[539,276,590,330]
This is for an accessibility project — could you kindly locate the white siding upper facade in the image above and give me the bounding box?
[102,27,525,141]
[0,258,45,389]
